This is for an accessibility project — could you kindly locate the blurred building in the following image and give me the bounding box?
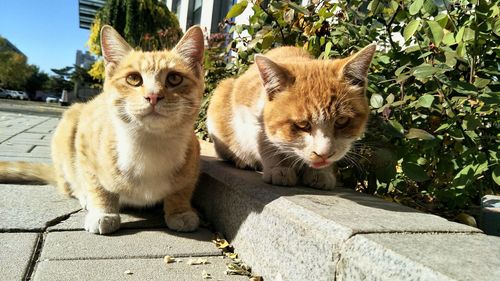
[77,0,245,34]
[165,0,235,33]
[78,0,106,29]
[75,50,96,68]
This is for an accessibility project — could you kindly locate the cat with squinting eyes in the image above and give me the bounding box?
[0,25,204,234]
[207,44,376,190]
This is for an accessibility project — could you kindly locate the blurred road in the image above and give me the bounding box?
[0,99,66,116]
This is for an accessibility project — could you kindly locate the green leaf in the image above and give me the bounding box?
[427,20,444,45]
[412,64,438,79]
[435,14,448,27]
[456,27,465,43]
[435,122,452,132]
[474,78,490,89]
[445,51,457,67]
[409,0,424,15]
[370,93,384,109]
[462,27,475,42]
[456,42,466,58]
[395,64,408,76]
[226,0,248,19]
[261,32,274,50]
[388,120,404,134]
[288,2,309,14]
[453,164,475,188]
[493,165,500,186]
[324,41,333,58]
[404,20,421,41]
[402,162,430,182]
[417,94,435,108]
[494,19,500,37]
[406,128,435,140]
[453,81,477,95]
[442,32,455,45]
[386,94,395,104]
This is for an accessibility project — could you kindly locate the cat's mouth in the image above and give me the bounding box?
[141,108,167,118]
[310,159,333,169]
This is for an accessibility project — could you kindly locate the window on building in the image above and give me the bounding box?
[211,0,236,33]
[191,0,202,25]
[171,0,182,20]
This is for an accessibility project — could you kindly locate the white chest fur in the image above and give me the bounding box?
[113,122,190,206]
[231,96,265,164]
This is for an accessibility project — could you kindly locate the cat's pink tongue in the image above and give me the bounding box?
[311,160,330,169]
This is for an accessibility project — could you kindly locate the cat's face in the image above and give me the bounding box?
[256,45,375,169]
[100,25,204,132]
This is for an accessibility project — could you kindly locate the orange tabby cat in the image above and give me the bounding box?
[207,44,375,190]
[0,25,204,234]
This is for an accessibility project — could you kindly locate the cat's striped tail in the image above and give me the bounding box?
[0,161,55,185]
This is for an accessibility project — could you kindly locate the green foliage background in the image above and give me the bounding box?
[200,0,500,217]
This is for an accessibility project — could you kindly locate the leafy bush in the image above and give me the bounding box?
[201,0,500,217]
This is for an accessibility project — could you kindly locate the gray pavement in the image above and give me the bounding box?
[0,110,249,281]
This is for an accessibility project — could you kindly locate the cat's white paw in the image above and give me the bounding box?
[84,211,121,234]
[263,166,298,186]
[165,210,199,232]
[302,169,337,190]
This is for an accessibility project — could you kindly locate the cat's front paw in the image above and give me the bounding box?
[302,169,337,190]
[263,167,298,186]
[84,212,121,234]
[165,210,199,232]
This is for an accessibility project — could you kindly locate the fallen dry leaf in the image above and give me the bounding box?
[187,258,211,265]
[225,261,251,276]
[455,212,477,227]
[224,252,238,260]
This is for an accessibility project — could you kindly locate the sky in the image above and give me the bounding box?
[0,0,92,75]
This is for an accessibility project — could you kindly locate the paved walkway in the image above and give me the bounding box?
[0,110,247,281]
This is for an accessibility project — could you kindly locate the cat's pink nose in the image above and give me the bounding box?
[144,93,164,106]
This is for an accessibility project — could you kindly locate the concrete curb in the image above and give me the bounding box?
[194,143,500,281]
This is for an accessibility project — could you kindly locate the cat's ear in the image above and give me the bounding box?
[174,25,204,75]
[255,55,293,101]
[341,43,376,87]
[100,25,133,76]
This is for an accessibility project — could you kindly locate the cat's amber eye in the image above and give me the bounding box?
[294,121,312,132]
[166,73,183,87]
[335,116,350,128]
[126,73,143,87]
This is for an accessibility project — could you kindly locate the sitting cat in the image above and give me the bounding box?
[0,25,205,234]
[207,44,375,190]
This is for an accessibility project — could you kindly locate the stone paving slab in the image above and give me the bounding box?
[3,135,51,146]
[48,208,166,231]
[337,233,500,281]
[0,143,35,153]
[33,257,247,281]
[0,184,81,231]
[0,232,39,280]
[41,228,220,260]
[0,156,51,162]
